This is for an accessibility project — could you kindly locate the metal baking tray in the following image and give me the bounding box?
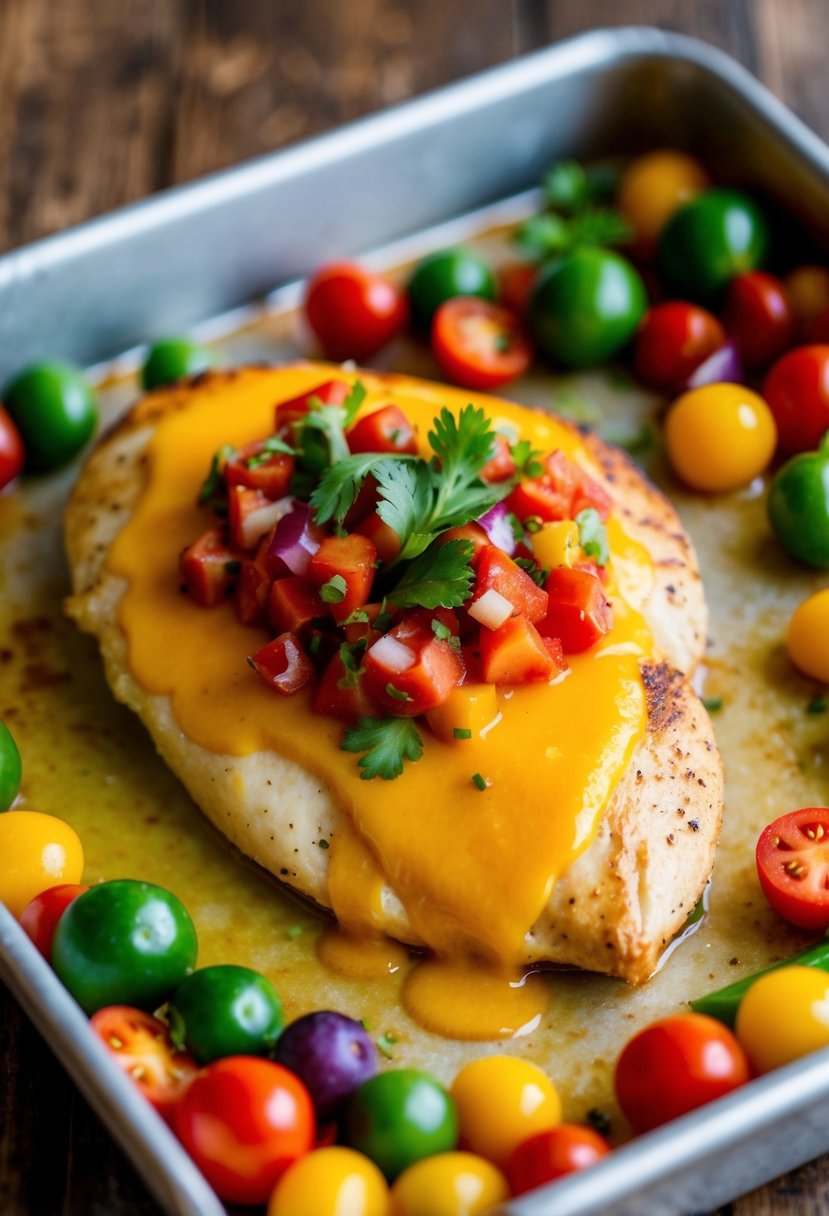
[4,25,829,1216]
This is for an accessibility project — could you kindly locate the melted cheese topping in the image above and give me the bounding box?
[108,365,652,964]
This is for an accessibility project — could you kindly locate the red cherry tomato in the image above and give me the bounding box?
[90,1005,199,1124]
[304,262,408,362]
[0,403,25,491]
[347,404,418,455]
[174,1056,315,1205]
[633,301,725,391]
[19,883,88,961]
[756,808,829,929]
[763,345,829,454]
[499,262,537,317]
[723,271,794,369]
[431,298,533,390]
[615,1013,749,1133]
[507,1124,611,1195]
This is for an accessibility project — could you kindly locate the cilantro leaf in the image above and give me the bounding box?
[514,212,572,262]
[375,459,433,545]
[569,207,632,249]
[386,540,475,609]
[246,435,295,467]
[576,508,609,566]
[341,717,424,780]
[198,443,234,506]
[543,161,590,214]
[310,453,402,525]
[297,381,368,472]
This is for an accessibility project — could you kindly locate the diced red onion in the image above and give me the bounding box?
[468,588,513,630]
[683,341,744,391]
[477,501,516,555]
[266,501,322,576]
[368,634,416,674]
[242,495,295,549]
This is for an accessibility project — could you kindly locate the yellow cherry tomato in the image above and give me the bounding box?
[785,265,829,338]
[736,965,829,1073]
[268,1147,390,1216]
[390,1151,509,1216]
[450,1056,561,1168]
[786,589,829,682]
[618,150,709,253]
[0,811,84,918]
[664,383,777,493]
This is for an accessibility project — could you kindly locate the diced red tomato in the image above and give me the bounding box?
[473,544,548,624]
[225,441,294,499]
[309,534,377,624]
[507,450,611,524]
[364,616,464,715]
[480,615,565,684]
[313,653,379,723]
[228,485,288,551]
[180,529,240,607]
[356,511,402,563]
[250,633,315,695]
[499,262,537,317]
[19,883,89,962]
[436,522,490,559]
[274,380,349,433]
[347,404,418,455]
[90,1005,199,1124]
[235,533,273,626]
[392,606,459,642]
[268,577,325,635]
[480,433,517,483]
[540,567,613,653]
[431,298,533,390]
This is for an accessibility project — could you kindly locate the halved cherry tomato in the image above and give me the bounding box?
[756,808,829,929]
[180,529,240,608]
[250,633,315,695]
[275,380,349,433]
[174,1056,315,1205]
[19,883,88,962]
[472,545,548,624]
[634,301,725,391]
[0,403,24,491]
[91,1005,198,1124]
[507,1124,611,1195]
[479,615,564,685]
[305,263,408,361]
[347,405,418,455]
[723,271,794,369]
[225,441,294,499]
[309,534,377,624]
[615,1013,749,1133]
[763,345,829,455]
[431,299,533,391]
[540,567,613,653]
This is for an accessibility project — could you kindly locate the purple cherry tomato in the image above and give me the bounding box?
[273,1010,378,1118]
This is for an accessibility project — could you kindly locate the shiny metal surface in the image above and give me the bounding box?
[3,26,829,1216]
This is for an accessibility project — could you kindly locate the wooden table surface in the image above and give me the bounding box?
[2,1,829,1212]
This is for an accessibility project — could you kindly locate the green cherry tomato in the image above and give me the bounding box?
[659,188,770,304]
[529,247,647,368]
[169,964,283,1064]
[0,720,22,811]
[407,248,496,330]
[768,433,829,567]
[343,1068,458,1181]
[141,338,217,391]
[52,879,198,1014]
[2,362,96,472]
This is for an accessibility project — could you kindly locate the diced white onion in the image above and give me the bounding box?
[368,634,416,674]
[468,588,513,630]
[241,496,295,548]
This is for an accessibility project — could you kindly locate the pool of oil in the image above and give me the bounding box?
[2,225,829,1140]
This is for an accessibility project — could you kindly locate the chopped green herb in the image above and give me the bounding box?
[296,381,368,474]
[385,683,412,702]
[514,212,572,262]
[198,443,234,506]
[342,716,424,781]
[576,508,609,567]
[702,697,724,713]
[543,161,590,214]
[320,574,348,604]
[507,511,526,544]
[471,772,489,791]
[377,1032,397,1059]
[308,634,322,657]
[515,556,549,588]
[453,728,472,740]
[431,618,452,641]
[511,439,544,480]
[342,608,370,626]
[245,435,295,467]
[808,696,828,715]
[337,640,367,689]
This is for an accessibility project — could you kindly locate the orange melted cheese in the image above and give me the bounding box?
[108,365,652,965]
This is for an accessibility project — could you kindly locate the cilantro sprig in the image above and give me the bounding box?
[386,540,475,609]
[515,158,631,265]
[342,717,424,781]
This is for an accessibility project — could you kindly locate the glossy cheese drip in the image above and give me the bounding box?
[108,365,651,964]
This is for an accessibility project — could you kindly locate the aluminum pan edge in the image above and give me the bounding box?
[0,27,828,380]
